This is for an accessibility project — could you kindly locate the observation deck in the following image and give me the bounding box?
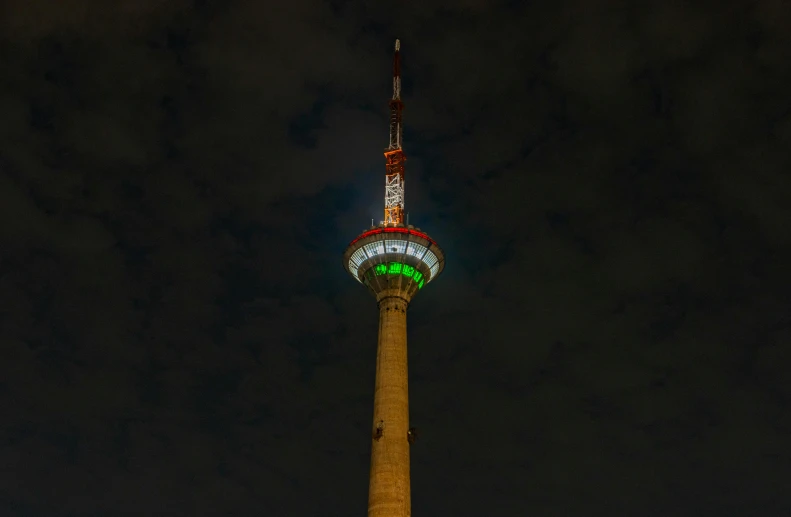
[342,224,445,303]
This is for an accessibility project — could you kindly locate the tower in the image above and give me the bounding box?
[342,40,445,517]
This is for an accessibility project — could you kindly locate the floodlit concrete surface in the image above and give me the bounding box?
[368,295,411,517]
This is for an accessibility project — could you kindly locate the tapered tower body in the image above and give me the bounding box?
[342,40,445,517]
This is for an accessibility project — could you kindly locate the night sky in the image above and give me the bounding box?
[2,1,790,515]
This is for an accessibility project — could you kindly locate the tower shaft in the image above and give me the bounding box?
[368,295,411,517]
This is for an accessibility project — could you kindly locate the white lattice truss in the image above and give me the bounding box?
[384,173,404,225]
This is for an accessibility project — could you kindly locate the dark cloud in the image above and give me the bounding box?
[1,0,790,515]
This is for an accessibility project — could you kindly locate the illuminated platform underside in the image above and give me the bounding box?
[342,227,445,298]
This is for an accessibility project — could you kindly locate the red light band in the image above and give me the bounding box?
[348,227,437,247]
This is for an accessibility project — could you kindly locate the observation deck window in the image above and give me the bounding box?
[364,242,385,257]
[406,242,427,258]
[385,240,407,254]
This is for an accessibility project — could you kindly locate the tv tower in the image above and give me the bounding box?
[342,40,445,517]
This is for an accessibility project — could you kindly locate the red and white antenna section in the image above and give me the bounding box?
[383,39,406,226]
[384,166,404,225]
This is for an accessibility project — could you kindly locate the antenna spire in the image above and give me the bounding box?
[384,39,405,226]
[392,39,401,101]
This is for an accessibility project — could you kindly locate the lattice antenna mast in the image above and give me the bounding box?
[383,39,405,226]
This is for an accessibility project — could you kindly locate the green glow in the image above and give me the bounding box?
[367,261,427,287]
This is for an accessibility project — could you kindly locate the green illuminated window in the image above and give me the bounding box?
[369,261,428,288]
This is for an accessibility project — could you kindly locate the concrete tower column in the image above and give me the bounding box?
[368,294,411,517]
[342,229,444,517]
